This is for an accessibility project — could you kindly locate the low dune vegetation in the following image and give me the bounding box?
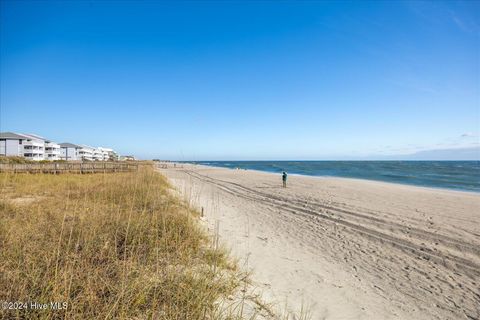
[0,156,37,164]
[0,156,67,164]
[0,164,258,319]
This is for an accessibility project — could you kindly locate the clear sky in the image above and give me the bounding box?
[1,1,479,160]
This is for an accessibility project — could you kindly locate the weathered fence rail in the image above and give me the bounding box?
[0,162,138,174]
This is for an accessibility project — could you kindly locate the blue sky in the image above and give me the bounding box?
[1,1,479,160]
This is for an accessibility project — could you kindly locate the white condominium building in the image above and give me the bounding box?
[60,144,115,161]
[60,144,96,161]
[98,147,118,161]
[44,140,61,160]
[78,145,94,161]
[21,139,44,161]
[59,143,82,161]
[101,149,109,161]
[0,132,46,161]
[1,132,120,162]
[92,148,104,161]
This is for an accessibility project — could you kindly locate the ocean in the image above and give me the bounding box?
[189,161,480,192]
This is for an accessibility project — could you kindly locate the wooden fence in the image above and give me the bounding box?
[0,162,138,174]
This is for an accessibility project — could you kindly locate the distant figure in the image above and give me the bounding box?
[282,171,288,188]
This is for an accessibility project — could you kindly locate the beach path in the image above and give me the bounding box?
[159,164,480,320]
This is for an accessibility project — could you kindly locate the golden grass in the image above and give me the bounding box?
[0,165,243,319]
[0,156,69,164]
[0,156,34,164]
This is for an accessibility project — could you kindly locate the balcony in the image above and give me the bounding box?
[45,142,60,149]
[23,149,44,155]
[23,140,44,147]
[24,154,44,161]
[23,145,43,151]
[46,154,60,160]
[45,148,61,155]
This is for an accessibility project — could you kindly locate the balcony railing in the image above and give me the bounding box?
[45,143,60,148]
[23,140,44,147]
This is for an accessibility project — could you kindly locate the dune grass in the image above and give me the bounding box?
[0,156,36,164]
[0,156,68,164]
[0,165,245,319]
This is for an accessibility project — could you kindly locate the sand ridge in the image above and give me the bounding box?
[159,163,480,320]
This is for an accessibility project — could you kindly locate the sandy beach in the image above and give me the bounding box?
[158,163,480,320]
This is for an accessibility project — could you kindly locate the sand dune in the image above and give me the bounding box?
[158,164,480,320]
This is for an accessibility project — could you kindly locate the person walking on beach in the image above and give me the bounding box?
[282,171,288,188]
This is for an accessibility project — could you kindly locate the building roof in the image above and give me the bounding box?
[0,132,31,140]
[59,142,81,148]
[0,132,49,142]
[23,133,46,140]
[25,133,59,144]
[80,145,95,151]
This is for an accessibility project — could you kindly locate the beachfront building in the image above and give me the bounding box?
[98,147,118,161]
[61,144,94,161]
[2,132,122,162]
[78,145,94,161]
[92,148,104,161]
[13,133,45,161]
[61,144,120,161]
[99,148,109,161]
[0,132,46,161]
[44,140,61,161]
[59,143,81,161]
[0,132,30,157]
[61,144,119,161]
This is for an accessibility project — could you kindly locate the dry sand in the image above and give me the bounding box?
[158,163,480,320]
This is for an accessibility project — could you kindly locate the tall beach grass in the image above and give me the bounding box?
[0,165,244,319]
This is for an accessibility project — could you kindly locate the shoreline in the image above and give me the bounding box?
[178,162,480,195]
